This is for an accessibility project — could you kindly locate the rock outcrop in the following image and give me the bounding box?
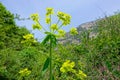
[58,20,98,44]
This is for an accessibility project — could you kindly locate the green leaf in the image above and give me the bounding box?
[42,34,50,45]
[42,34,57,47]
[42,57,50,76]
[52,75,55,80]
[105,61,112,71]
[45,32,51,35]
[51,34,57,47]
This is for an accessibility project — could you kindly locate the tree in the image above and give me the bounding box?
[0,2,30,49]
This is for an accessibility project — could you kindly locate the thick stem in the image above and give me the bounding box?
[50,34,52,80]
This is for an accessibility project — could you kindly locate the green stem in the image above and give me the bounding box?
[56,19,60,25]
[58,23,63,29]
[54,23,63,33]
[37,21,47,32]
[50,34,52,80]
[50,15,52,32]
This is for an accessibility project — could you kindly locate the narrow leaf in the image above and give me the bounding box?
[51,34,57,47]
[42,57,50,75]
[42,57,50,71]
[45,32,51,35]
[42,34,50,45]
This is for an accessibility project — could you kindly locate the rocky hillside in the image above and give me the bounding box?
[58,20,98,44]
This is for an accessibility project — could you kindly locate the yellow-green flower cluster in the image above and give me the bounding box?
[50,24,58,31]
[57,11,71,26]
[30,8,78,40]
[21,34,37,44]
[46,8,54,16]
[70,27,78,35]
[30,13,39,21]
[76,70,87,80]
[60,60,75,73]
[32,23,42,30]
[57,29,66,37]
[19,68,31,76]
[23,34,34,40]
[30,13,42,30]
[45,17,51,24]
[60,60,87,80]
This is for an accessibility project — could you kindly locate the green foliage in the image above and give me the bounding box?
[0,47,47,80]
[0,2,39,79]
[73,13,120,79]
[0,2,30,50]
[0,3,15,25]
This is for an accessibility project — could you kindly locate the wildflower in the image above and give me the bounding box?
[70,27,78,35]
[23,34,34,40]
[76,70,87,80]
[46,8,54,16]
[30,13,39,21]
[57,29,66,37]
[22,34,37,44]
[19,68,31,76]
[57,11,65,20]
[62,14,71,25]
[60,60,75,73]
[57,11,71,25]
[50,24,58,30]
[33,39,37,43]
[45,17,51,24]
[32,23,42,30]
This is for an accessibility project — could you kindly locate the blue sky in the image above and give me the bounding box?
[0,0,120,40]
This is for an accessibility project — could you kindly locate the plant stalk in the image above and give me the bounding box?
[50,34,52,80]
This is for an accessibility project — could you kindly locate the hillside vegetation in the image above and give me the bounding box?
[0,3,120,80]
